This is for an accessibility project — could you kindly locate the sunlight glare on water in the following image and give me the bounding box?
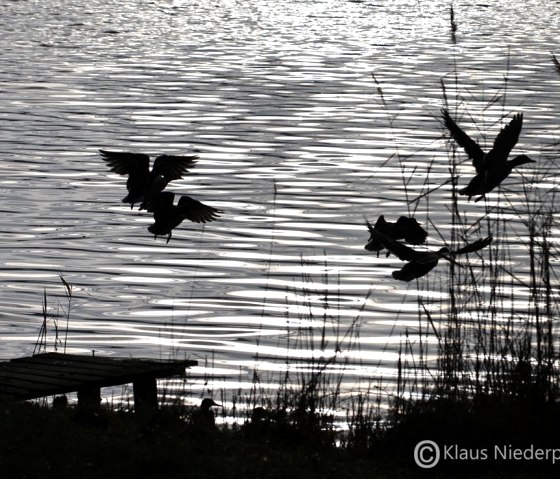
[1,0,560,409]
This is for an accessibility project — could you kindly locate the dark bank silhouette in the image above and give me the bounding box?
[442,109,534,201]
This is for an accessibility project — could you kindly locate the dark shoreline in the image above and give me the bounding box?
[1,400,558,479]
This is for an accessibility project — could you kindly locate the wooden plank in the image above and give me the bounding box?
[8,353,196,379]
[0,359,189,384]
[10,354,194,377]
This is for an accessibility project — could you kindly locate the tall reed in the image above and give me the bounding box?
[33,275,73,355]
[391,72,560,438]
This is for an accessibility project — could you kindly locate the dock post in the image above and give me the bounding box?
[133,377,158,414]
[77,386,101,409]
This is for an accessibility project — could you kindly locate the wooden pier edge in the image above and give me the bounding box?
[0,352,197,413]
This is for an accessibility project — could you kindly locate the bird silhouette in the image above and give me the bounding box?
[189,398,222,430]
[442,109,534,201]
[100,149,198,209]
[373,230,492,281]
[365,215,427,256]
[148,191,222,243]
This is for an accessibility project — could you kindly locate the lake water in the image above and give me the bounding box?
[1,0,560,414]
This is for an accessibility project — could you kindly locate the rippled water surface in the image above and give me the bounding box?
[1,0,560,409]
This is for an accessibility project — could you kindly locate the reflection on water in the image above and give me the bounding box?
[1,0,560,410]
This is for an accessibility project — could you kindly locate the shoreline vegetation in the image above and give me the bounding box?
[4,26,560,479]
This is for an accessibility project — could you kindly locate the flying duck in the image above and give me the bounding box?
[148,191,222,243]
[365,215,428,256]
[373,230,492,281]
[100,149,198,209]
[442,109,534,201]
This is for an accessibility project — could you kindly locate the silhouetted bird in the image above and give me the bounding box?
[52,395,68,410]
[100,149,198,209]
[365,215,427,256]
[373,230,492,281]
[148,191,222,243]
[242,406,280,439]
[442,109,534,202]
[250,406,271,423]
[189,398,222,430]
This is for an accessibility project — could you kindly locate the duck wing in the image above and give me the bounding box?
[364,219,384,252]
[177,196,222,223]
[442,109,486,172]
[100,150,151,204]
[487,113,523,167]
[151,154,198,182]
[100,150,150,177]
[395,216,428,244]
[373,215,388,230]
[392,261,439,282]
[452,236,493,255]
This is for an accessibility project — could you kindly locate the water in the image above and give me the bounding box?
[1,0,559,410]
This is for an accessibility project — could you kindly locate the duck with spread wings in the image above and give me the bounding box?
[100,149,198,209]
[442,109,534,202]
[373,230,492,281]
[365,215,428,256]
[148,192,222,243]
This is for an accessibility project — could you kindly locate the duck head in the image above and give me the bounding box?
[201,398,222,411]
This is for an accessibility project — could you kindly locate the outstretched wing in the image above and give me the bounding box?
[177,196,222,223]
[99,150,150,177]
[396,216,428,245]
[489,113,523,166]
[151,154,198,182]
[392,261,438,282]
[373,215,387,230]
[453,236,493,255]
[442,109,486,172]
[364,219,383,252]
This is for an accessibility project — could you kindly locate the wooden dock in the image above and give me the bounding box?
[0,352,197,413]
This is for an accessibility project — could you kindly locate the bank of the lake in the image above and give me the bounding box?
[1,400,558,479]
